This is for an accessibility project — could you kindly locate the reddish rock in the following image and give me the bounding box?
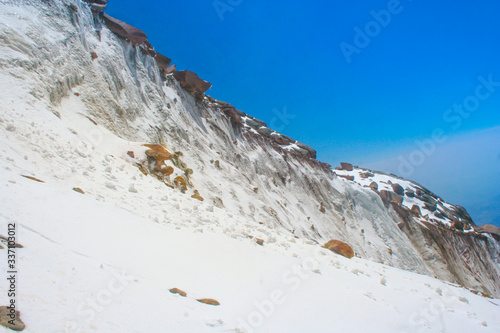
[340,162,353,171]
[197,298,220,306]
[411,204,421,215]
[169,288,187,297]
[127,151,135,158]
[73,187,85,194]
[155,53,172,74]
[90,51,98,60]
[338,175,355,181]
[173,70,211,94]
[359,171,374,178]
[295,142,316,159]
[323,240,354,259]
[103,14,148,46]
[191,191,204,201]
[369,181,378,190]
[334,166,342,170]
[165,64,176,74]
[391,183,405,196]
[255,238,264,246]
[380,190,403,205]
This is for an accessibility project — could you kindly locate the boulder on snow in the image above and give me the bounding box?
[191,191,204,201]
[169,288,187,297]
[359,171,374,178]
[197,298,220,306]
[340,162,353,171]
[323,240,354,259]
[102,14,148,46]
[391,183,405,196]
[173,70,211,94]
[338,174,355,181]
[369,181,378,190]
[405,190,415,198]
[0,306,25,331]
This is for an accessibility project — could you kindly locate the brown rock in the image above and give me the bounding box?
[369,181,378,190]
[380,190,403,205]
[103,14,148,46]
[197,298,220,306]
[174,176,188,193]
[319,203,326,214]
[166,64,176,74]
[359,171,374,178]
[323,240,354,259]
[255,238,264,246]
[127,151,135,158]
[173,70,212,94]
[0,306,25,331]
[338,175,355,181]
[144,144,172,161]
[155,53,172,75]
[475,224,500,236]
[411,204,421,215]
[21,175,44,183]
[191,191,204,201]
[340,162,353,171]
[73,187,85,194]
[169,288,187,297]
[391,183,405,196]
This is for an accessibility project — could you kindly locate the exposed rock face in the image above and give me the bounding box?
[102,14,147,45]
[173,70,212,94]
[323,240,355,259]
[155,53,172,75]
[476,224,500,237]
[5,0,500,298]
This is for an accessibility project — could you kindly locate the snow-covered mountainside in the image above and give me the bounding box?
[0,0,499,332]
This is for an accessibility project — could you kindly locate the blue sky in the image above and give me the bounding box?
[107,0,500,226]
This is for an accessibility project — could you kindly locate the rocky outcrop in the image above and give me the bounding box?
[340,162,353,171]
[102,14,147,46]
[476,224,500,237]
[173,70,212,94]
[154,53,172,75]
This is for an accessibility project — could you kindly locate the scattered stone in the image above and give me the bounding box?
[174,176,188,193]
[86,116,98,125]
[73,187,85,194]
[391,183,404,196]
[197,298,220,306]
[6,125,16,132]
[255,238,264,246]
[21,175,44,183]
[137,164,148,176]
[369,181,378,190]
[338,174,354,181]
[405,190,415,198]
[0,306,25,331]
[74,92,80,97]
[169,288,187,297]
[319,202,326,214]
[359,171,374,178]
[380,190,403,205]
[411,204,421,215]
[90,51,98,60]
[191,191,204,201]
[340,162,353,171]
[323,239,354,259]
[127,151,135,158]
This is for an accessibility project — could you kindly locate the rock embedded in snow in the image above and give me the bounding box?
[169,288,187,297]
[323,240,355,259]
[369,181,378,190]
[196,298,220,306]
[391,183,405,196]
[475,224,500,237]
[0,306,25,331]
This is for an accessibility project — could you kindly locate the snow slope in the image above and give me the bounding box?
[0,0,499,331]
